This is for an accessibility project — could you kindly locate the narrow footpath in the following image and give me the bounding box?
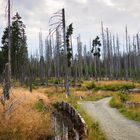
[79,97,140,140]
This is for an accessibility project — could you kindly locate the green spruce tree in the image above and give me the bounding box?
[1,12,28,79]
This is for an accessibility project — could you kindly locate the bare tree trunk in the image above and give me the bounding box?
[125,26,129,80]
[106,28,111,79]
[116,36,121,79]
[62,8,69,97]
[128,36,132,78]
[101,22,107,79]
[109,32,113,79]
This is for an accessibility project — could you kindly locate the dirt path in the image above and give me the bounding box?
[79,97,140,140]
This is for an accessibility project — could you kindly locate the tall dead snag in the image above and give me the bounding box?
[132,36,136,78]
[77,35,83,79]
[106,28,110,79]
[136,33,140,79]
[47,8,73,97]
[45,35,52,83]
[83,45,88,79]
[112,36,116,79]
[101,22,107,79]
[128,36,132,78]
[55,28,61,80]
[8,0,11,87]
[109,32,113,79]
[39,31,45,85]
[125,26,129,80]
[1,0,11,107]
[62,8,69,97]
[116,35,121,79]
[89,39,93,77]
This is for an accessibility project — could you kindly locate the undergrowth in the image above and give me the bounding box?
[83,80,135,92]
[110,92,140,122]
[0,87,53,140]
[34,100,46,112]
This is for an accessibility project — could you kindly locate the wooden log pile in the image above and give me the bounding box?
[56,101,88,137]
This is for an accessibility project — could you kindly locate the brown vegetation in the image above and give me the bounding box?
[0,87,52,140]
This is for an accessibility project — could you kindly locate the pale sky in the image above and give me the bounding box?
[0,0,140,54]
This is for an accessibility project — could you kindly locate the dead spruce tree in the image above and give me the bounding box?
[77,35,83,79]
[39,31,45,85]
[0,0,11,109]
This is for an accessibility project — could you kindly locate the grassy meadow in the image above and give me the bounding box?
[0,80,140,139]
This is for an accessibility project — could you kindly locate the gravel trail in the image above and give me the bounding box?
[79,97,140,140]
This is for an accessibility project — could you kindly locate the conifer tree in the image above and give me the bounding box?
[1,12,28,79]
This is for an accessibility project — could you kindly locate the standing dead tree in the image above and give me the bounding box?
[7,0,11,89]
[1,64,10,109]
[1,0,11,108]
[39,30,45,84]
[77,35,83,79]
[46,9,73,97]
[101,22,107,79]
[125,26,129,80]
[83,45,89,79]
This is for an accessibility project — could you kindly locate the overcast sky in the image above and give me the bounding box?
[0,0,140,54]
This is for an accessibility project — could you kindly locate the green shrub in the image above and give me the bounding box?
[77,79,84,84]
[92,122,99,131]
[103,85,117,91]
[119,93,129,103]
[31,80,40,89]
[119,108,140,122]
[95,83,135,92]
[109,96,123,108]
[85,81,96,90]
[54,79,59,84]
[110,93,140,122]
[34,101,45,112]
[119,84,135,91]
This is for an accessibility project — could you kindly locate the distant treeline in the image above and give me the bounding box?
[1,13,140,85]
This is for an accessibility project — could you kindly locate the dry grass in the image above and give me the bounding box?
[0,87,52,140]
[128,93,140,114]
[96,80,132,85]
[110,92,140,122]
[129,93,140,103]
[71,89,112,101]
[44,85,112,104]
[97,80,140,89]
[95,80,135,88]
[83,80,133,86]
[1,80,137,140]
[0,83,112,140]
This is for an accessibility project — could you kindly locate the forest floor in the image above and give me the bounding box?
[0,80,140,140]
[79,97,140,140]
[0,83,111,140]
